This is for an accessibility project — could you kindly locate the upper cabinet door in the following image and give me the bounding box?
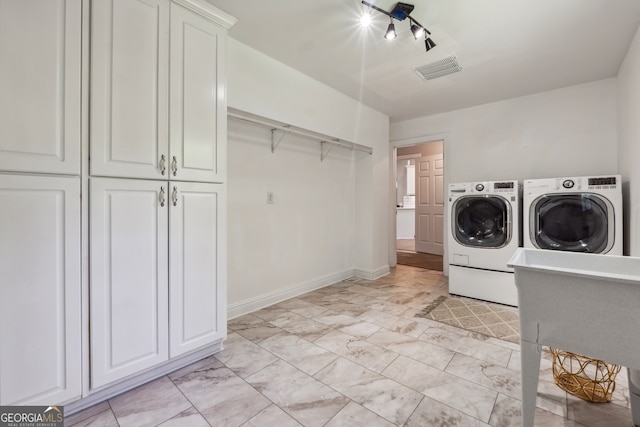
[0,0,81,175]
[0,174,81,405]
[169,4,226,183]
[90,0,170,180]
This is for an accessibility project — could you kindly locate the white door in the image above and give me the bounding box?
[0,0,81,175]
[415,154,444,255]
[169,4,226,183]
[90,0,170,180]
[90,177,169,389]
[0,174,81,405]
[169,182,225,357]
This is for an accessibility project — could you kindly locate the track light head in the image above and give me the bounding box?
[410,23,425,39]
[425,37,436,52]
[385,18,397,40]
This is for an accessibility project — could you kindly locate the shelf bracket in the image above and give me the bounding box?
[321,141,335,162]
[271,126,290,153]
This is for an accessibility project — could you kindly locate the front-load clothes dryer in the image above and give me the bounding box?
[523,175,622,255]
[448,180,521,306]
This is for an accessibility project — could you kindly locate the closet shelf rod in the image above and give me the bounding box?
[228,112,373,155]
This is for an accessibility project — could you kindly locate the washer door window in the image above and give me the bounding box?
[531,193,614,253]
[452,195,511,248]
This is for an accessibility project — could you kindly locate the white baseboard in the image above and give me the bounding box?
[227,269,355,320]
[65,340,224,416]
[353,265,390,280]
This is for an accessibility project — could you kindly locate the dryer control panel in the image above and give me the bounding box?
[588,176,618,189]
[549,176,619,192]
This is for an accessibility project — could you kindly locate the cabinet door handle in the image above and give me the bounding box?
[171,156,178,176]
[159,186,166,207]
[159,154,166,175]
[171,186,178,206]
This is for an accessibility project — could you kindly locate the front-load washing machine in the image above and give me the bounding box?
[523,175,622,255]
[448,180,521,306]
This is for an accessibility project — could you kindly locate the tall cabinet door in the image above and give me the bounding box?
[90,178,169,389]
[169,3,226,183]
[90,0,170,180]
[0,174,81,405]
[0,0,81,175]
[169,182,225,357]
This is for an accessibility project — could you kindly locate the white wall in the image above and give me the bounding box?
[356,128,391,277]
[226,39,390,316]
[391,79,618,184]
[618,25,640,256]
[227,39,384,145]
[227,121,356,313]
[397,141,444,158]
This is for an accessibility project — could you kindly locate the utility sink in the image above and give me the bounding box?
[508,248,640,427]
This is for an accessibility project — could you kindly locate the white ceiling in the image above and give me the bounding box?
[206,0,640,123]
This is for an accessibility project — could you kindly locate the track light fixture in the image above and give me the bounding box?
[361,1,436,53]
[425,37,436,51]
[410,22,424,39]
[385,17,397,40]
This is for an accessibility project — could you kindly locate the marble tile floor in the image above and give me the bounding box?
[66,265,634,427]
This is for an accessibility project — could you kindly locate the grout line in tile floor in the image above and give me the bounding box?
[66,265,633,427]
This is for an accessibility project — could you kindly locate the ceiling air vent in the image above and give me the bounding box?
[414,54,463,81]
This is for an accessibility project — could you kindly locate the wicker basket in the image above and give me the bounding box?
[550,348,622,402]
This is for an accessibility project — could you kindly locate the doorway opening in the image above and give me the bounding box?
[395,140,444,271]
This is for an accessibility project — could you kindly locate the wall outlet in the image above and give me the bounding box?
[267,192,274,204]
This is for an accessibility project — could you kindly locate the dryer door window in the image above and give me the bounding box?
[531,193,614,253]
[453,195,511,248]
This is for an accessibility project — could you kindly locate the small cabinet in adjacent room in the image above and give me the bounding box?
[90,177,225,389]
[0,174,81,405]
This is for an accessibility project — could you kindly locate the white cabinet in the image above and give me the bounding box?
[90,178,169,389]
[90,0,170,180]
[169,4,226,183]
[0,0,82,407]
[0,0,232,410]
[0,174,81,405]
[91,0,227,183]
[169,182,226,357]
[90,178,225,388]
[0,0,81,175]
[89,0,232,392]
